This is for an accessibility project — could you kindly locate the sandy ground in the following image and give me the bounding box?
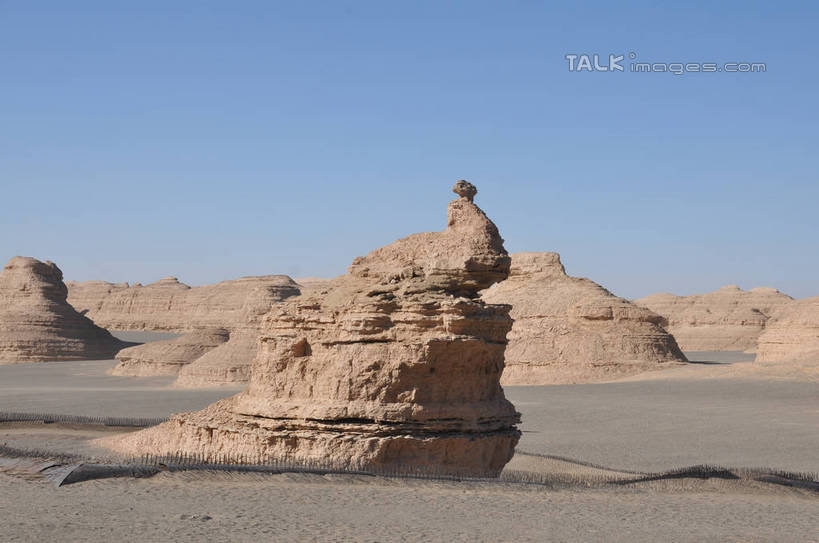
[1,350,816,472]
[1,348,818,541]
[1,469,818,542]
[508,376,819,473]
[0,359,243,417]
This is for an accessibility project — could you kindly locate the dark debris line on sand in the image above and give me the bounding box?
[0,411,167,428]
[1,441,817,492]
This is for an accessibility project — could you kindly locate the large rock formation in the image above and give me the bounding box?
[0,257,129,363]
[102,181,520,477]
[173,284,293,388]
[756,297,819,363]
[481,252,686,385]
[68,275,300,383]
[635,286,793,352]
[111,328,230,376]
[66,275,301,332]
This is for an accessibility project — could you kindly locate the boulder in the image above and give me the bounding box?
[0,257,129,363]
[101,181,520,477]
[482,252,687,385]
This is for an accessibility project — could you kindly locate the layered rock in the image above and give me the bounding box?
[111,328,230,376]
[0,257,129,363]
[481,252,686,385]
[295,277,335,293]
[102,181,520,477]
[69,275,301,383]
[636,286,793,352]
[173,284,295,388]
[66,275,301,332]
[756,297,819,363]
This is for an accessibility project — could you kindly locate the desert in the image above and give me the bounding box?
[2,183,818,542]
[3,3,818,541]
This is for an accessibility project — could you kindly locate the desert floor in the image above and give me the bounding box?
[1,343,818,542]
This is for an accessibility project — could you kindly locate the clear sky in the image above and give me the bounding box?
[1,1,817,299]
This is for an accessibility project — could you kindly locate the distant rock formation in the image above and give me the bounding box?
[111,328,229,376]
[0,257,129,363]
[173,284,292,388]
[295,277,335,292]
[481,252,686,385]
[68,274,301,383]
[102,181,520,477]
[66,275,301,332]
[635,286,792,352]
[756,297,819,363]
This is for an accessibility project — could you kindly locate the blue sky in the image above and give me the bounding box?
[1,1,816,299]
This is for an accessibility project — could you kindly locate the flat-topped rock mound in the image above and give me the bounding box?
[67,274,300,332]
[636,286,793,352]
[172,283,294,388]
[69,274,301,382]
[482,252,686,385]
[102,181,520,477]
[0,257,129,363]
[756,297,819,364]
[295,277,335,293]
[111,328,230,376]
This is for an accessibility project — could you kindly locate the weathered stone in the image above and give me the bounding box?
[111,328,229,376]
[173,284,292,388]
[0,257,128,363]
[636,286,792,352]
[68,275,300,382]
[66,275,300,332]
[756,297,819,363]
[482,252,687,385]
[101,182,520,477]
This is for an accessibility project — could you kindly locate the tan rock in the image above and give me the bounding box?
[756,297,819,363]
[481,252,686,385]
[66,275,300,332]
[173,284,292,388]
[295,277,335,292]
[111,328,229,376]
[101,181,520,477]
[68,275,300,383]
[635,286,792,351]
[171,330,257,387]
[0,257,128,363]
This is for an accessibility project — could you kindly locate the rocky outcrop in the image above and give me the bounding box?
[756,297,819,363]
[70,275,301,383]
[481,252,686,385]
[0,257,129,363]
[111,328,230,376]
[173,284,295,388]
[295,277,335,292]
[66,275,301,332]
[101,181,520,477]
[635,286,793,352]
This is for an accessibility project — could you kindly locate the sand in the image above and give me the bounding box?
[1,351,817,472]
[1,470,818,542]
[2,348,818,541]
